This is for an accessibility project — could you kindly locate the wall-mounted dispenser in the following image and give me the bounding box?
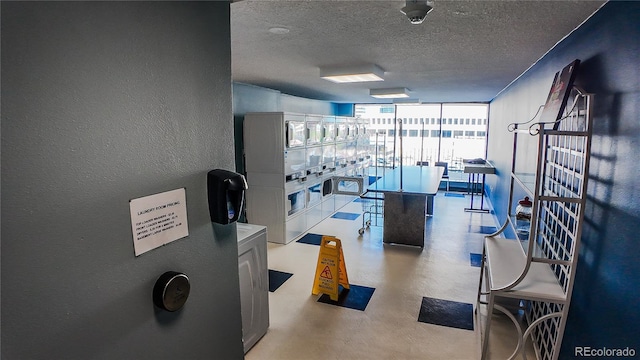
[207,169,248,224]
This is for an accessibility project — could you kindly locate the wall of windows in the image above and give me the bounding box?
[355,103,488,172]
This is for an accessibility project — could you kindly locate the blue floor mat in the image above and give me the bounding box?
[331,212,360,221]
[296,233,324,246]
[418,297,474,331]
[268,269,293,292]
[317,284,376,311]
[470,253,482,267]
[368,176,381,185]
[444,192,465,198]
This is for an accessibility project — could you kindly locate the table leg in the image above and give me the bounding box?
[480,174,486,209]
[465,172,490,213]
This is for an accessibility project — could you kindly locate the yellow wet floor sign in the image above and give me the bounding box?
[312,236,349,301]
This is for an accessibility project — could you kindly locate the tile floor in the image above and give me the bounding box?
[246,192,535,359]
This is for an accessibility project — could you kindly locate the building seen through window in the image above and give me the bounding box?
[355,103,489,172]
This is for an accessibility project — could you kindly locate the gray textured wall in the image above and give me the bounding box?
[1,2,244,359]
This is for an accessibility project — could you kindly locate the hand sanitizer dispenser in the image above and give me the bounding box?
[207,169,248,224]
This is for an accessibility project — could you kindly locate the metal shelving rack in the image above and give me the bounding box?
[477,87,593,360]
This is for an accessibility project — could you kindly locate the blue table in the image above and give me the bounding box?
[366,166,444,247]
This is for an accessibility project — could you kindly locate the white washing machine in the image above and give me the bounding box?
[237,223,269,353]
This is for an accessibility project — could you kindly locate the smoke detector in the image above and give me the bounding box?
[401,0,433,25]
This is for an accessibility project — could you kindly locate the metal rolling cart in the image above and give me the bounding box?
[358,187,384,235]
[358,132,387,235]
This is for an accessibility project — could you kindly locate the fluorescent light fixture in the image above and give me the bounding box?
[268,27,290,35]
[393,98,421,104]
[370,88,410,99]
[320,64,384,83]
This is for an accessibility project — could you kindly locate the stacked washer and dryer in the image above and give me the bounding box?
[243,112,371,244]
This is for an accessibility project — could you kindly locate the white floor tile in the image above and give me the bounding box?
[246,192,535,359]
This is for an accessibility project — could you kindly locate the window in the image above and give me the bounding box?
[354,103,488,167]
[441,104,489,161]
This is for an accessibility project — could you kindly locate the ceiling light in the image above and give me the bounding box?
[320,64,384,83]
[370,88,410,99]
[268,27,290,35]
[393,98,421,104]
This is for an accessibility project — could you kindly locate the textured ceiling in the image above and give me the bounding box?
[231,0,605,104]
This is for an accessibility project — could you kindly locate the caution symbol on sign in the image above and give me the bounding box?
[320,266,333,279]
[311,236,349,301]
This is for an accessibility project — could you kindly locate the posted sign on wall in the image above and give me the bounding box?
[130,188,189,256]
